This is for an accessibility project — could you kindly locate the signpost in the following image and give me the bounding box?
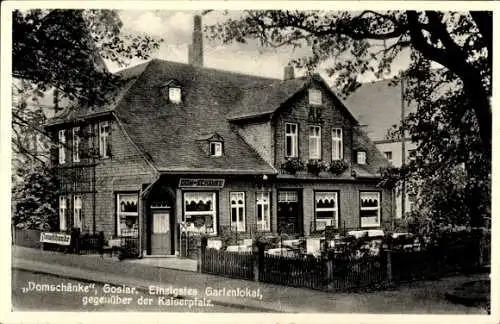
[40,232,71,246]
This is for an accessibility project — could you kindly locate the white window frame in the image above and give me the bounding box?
[357,151,367,165]
[117,193,139,237]
[168,87,182,104]
[99,121,110,158]
[309,125,321,159]
[332,128,343,161]
[183,192,218,235]
[360,192,381,228]
[73,195,83,229]
[308,89,322,105]
[384,151,393,163]
[285,123,298,158]
[256,192,271,231]
[314,192,339,230]
[72,127,80,162]
[58,130,66,164]
[59,195,68,231]
[230,192,246,232]
[210,142,222,156]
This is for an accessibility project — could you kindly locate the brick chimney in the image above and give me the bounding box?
[283,65,295,81]
[188,15,203,67]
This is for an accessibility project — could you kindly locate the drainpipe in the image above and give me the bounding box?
[400,77,406,221]
[139,174,161,258]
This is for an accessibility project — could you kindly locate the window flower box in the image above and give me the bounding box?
[306,159,328,175]
[329,160,348,175]
[281,157,304,175]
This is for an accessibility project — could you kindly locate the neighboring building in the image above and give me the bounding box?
[344,79,417,220]
[45,15,393,257]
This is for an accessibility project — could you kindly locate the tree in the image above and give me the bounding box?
[205,10,491,159]
[206,10,491,227]
[12,9,163,164]
[12,164,59,230]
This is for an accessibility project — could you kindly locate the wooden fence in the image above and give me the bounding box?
[201,248,254,280]
[326,255,387,291]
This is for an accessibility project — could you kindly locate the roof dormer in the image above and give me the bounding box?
[160,79,183,104]
[197,132,224,157]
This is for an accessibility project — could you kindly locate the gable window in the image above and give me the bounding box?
[72,127,80,162]
[230,192,246,232]
[256,192,270,231]
[384,151,393,163]
[117,193,138,237]
[360,192,381,228]
[168,87,182,104]
[314,191,338,231]
[357,151,367,165]
[73,195,82,229]
[285,123,298,158]
[99,121,110,158]
[59,195,68,231]
[58,130,66,164]
[309,125,321,159]
[332,128,343,161]
[210,141,223,157]
[183,192,217,235]
[309,89,322,105]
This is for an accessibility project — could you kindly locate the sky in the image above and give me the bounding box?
[111,10,412,85]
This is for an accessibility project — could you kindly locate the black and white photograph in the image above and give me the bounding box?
[1,1,496,323]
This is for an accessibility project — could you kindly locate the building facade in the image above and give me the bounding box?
[45,15,393,257]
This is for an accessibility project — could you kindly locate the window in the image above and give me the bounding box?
[72,127,80,162]
[99,121,110,158]
[169,87,182,104]
[256,192,270,231]
[58,130,66,164]
[230,192,246,232]
[309,125,321,159]
[357,151,367,165]
[285,123,298,158]
[183,192,217,235]
[210,142,222,156]
[360,192,381,227]
[332,128,343,161]
[384,151,393,163]
[309,89,322,105]
[117,193,138,237]
[315,192,338,231]
[59,195,68,231]
[73,195,82,229]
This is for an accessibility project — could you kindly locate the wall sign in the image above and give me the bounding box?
[179,178,225,189]
[40,232,71,246]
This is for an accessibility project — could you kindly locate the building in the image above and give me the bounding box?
[45,15,393,257]
[344,79,417,220]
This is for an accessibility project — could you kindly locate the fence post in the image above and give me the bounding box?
[386,249,393,284]
[198,236,207,273]
[98,231,105,256]
[254,242,265,282]
[70,228,81,254]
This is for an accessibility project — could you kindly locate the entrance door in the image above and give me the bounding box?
[151,210,171,255]
[277,190,302,235]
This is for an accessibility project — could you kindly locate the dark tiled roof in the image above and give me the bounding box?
[111,59,280,173]
[228,77,307,120]
[343,79,417,142]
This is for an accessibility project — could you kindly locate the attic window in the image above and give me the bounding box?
[210,142,223,157]
[168,87,182,104]
[357,151,367,165]
[309,89,322,106]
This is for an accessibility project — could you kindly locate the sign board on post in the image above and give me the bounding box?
[40,232,72,246]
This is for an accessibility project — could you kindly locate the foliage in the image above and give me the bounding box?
[12,9,163,177]
[328,160,348,175]
[205,10,491,228]
[12,165,59,230]
[281,157,305,174]
[306,159,328,175]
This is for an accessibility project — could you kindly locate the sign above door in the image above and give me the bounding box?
[178,178,225,189]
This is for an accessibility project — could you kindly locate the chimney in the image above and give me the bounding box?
[283,66,295,81]
[188,15,203,67]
